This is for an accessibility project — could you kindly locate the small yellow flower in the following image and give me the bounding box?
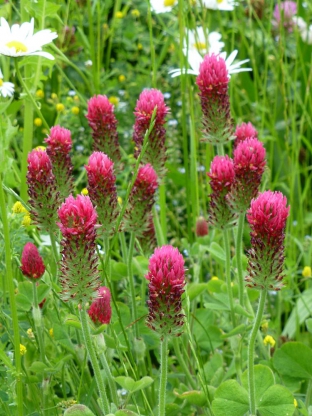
[115,11,123,19]
[71,106,80,115]
[51,93,58,100]
[211,276,219,281]
[36,89,44,99]
[137,43,143,50]
[20,344,27,356]
[66,96,73,102]
[74,95,79,102]
[109,96,119,106]
[131,9,140,17]
[118,74,126,82]
[81,188,89,196]
[35,145,46,151]
[49,328,54,337]
[261,321,269,332]
[302,266,312,278]
[12,201,27,214]
[27,328,34,338]
[294,398,298,407]
[22,214,31,227]
[34,118,42,127]
[56,103,65,112]
[117,196,122,205]
[263,335,276,348]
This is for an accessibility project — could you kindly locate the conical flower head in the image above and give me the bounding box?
[234,122,258,148]
[45,125,74,199]
[196,53,232,144]
[88,286,112,325]
[207,155,237,229]
[133,88,169,179]
[246,191,290,291]
[228,138,266,213]
[58,195,100,304]
[85,152,118,236]
[124,164,158,236]
[86,95,121,163]
[196,216,209,237]
[21,242,45,280]
[27,148,61,233]
[146,245,185,339]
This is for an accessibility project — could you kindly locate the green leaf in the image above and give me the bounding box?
[111,261,128,281]
[241,365,275,406]
[282,289,312,338]
[305,318,312,334]
[257,385,295,416]
[16,293,32,311]
[37,283,50,304]
[207,242,225,262]
[174,389,207,406]
[186,283,208,301]
[273,342,312,380]
[212,380,249,416]
[115,411,140,416]
[114,376,153,393]
[28,361,47,374]
[131,376,154,393]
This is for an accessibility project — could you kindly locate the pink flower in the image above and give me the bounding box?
[133,89,169,178]
[246,191,290,291]
[208,155,235,192]
[273,1,297,33]
[85,152,118,236]
[45,125,74,199]
[196,216,209,237]
[86,95,121,163]
[27,149,61,233]
[88,286,112,325]
[196,54,232,144]
[21,242,45,280]
[146,245,185,338]
[57,195,100,303]
[234,122,258,148]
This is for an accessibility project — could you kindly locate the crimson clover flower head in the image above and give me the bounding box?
[85,151,114,182]
[135,163,158,193]
[27,148,53,182]
[21,242,45,280]
[273,1,297,32]
[58,194,98,236]
[196,53,229,94]
[134,88,169,124]
[207,155,235,192]
[196,216,209,237]
[88,286,112,325]
[86,94,115,122]
[146,245,185,338]
[234,138,266,175]
[234,122,258,147]
[45,125,72,154]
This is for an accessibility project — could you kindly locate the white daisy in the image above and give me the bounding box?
[201,0,236,11]
[0,17,57,60]
[186,27,225,55]
[0,69,14,98]
[293,16,312,44]
[150,0,177,13]
[169,49,252,77]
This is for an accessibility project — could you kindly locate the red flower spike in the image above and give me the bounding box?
[246,191,290,291]
[27,149,61,233]
[86,95,121,163]
[196,53,233,145]
[85,152,118,236]
[21,242,45,280]
[234,122,258,148]
[196,216,209,237]
[146,245,185,339]
[45,125,74,200]
[88,286,112,325]
[57,195,100,304]
[133,89,169,179]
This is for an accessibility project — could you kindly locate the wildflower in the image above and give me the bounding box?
[56,103,65,112]
[88,286,112,325]
[86,94,121,163]
[273,1,297,33]
[246,191,290,291]
[207,155,237,229]
[0,17,57,60]
[293,17,312,44]
[196,54,232,144]
[27,148,61,233]
[263,335,276,347]
[228,138,266,213]
[34,118,42,127]
[196,216,209,237]
[81,188,88,196]
[294,399,298,407]
[85,152,118,236]
[150,0,177,13]
[146,245,185,339]
[20,344,27,356]
[22,214,31,227]
[21,242,45,280]
[234,122,258,147]
[49,328,54,337]
[302,266,312,278]
[137,43,143,50]
[131,9,140,17]
[211,276,219,281]
[108,96,119,106]
[115,11,123,19]
[186,27,224,55]
[12,201,27,214]
[84,59,93,67]
[133,89,169,178]
[51,93,58,100]
[36,89,44,98]
[57,195,100,304]
[0,69,14,98]
[71,106,79,115]
[45,125,74,200]
[124,164,158,236]
[118,74,126,82]
[27,328,34,338]
[202,0,236,10]
[118,196,122,205]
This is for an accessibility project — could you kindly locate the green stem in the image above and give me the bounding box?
[49,232,59,282]
[236,214,245,307]
[87,0,97,93]
[128,232,139,338]
[172,338,196,389]
[223,229,236,327]
[158,337,168,416]
[19,97,33,202]
[79,306,110,414]
[97,336,118,406]
[248,289,267,415]
[147,0,156,88]
[32,282,46,363]
[0,175,23,416]
[159,183,167,244]
[305,379,312,408]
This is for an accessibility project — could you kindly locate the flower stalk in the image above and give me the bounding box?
[158,336,168,416]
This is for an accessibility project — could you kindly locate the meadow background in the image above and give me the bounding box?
[0,0,312,415]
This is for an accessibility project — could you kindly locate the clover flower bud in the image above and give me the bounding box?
[88,286,112,325]
[21,242,45,280]
[234,122,258,148]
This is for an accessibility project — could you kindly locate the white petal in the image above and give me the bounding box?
[28,51,55,60]
[225,49,238,67]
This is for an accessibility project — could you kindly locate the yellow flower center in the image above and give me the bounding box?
[0,79,3,87]
[217,0,224,3]
[164,0,176,6]
[193,42,207,51]
[6,40,28,53]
